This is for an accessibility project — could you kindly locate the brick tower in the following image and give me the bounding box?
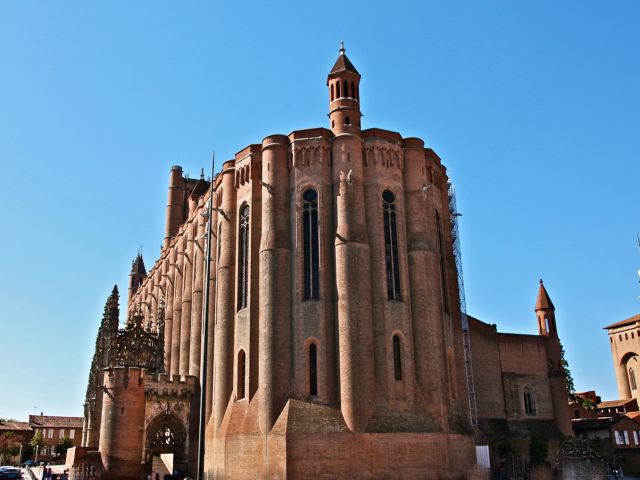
[535,279,573,436]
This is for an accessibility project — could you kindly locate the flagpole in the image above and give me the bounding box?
[197,152,215,479]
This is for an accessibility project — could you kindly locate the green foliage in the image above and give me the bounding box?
[0,432,21,463]
[560,341,575,395]
[498,440,515,461]
[57,436,74,457]
[29,430,44,449]
[529,433,549,467]
[581,398,596,410]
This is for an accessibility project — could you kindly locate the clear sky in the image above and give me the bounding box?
[0,1,638,421]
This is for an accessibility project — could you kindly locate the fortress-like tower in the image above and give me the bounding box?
[121,46,476,479]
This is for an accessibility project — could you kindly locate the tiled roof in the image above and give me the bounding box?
[28,415,83,428]
[535,280,555,311]
[597,399,637,409]
[604,313,640,330]
[0,421,32,431]
[329,49,359,76]
[626,411,640,421]
[572,417,618,431]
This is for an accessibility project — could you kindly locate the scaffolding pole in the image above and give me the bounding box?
[448,182,478,431]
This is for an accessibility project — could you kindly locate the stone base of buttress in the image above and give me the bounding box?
[204,398,478,479]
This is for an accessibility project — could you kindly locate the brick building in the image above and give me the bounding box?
[29,415,82,461]
[72,46,573,479]
[572,414,640,475]
[605,313,640,401]
[0,420,32,463]
[469,281,572,470]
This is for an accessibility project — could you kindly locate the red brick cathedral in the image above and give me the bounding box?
[76,47,570,479]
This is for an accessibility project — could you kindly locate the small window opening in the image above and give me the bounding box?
[331,83,334,101]
[524,386,536,415]
[343,80,348,97]
[393,335,402,381]
[309,343,318,396]
[630,368,637,390]
[336,81,341,98]
[237,350,246,400]
[345,116,351,126]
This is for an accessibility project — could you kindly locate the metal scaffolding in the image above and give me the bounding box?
[448,182,478,430]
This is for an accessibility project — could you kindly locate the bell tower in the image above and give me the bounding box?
[535,279,557,336]
[327,42,361,135]
[127,252,147,306]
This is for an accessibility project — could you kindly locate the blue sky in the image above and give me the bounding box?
[0,1,638,420]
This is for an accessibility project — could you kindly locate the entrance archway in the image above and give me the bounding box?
[144,413,187,478]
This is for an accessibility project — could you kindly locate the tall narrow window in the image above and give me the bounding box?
[336,81,341,98]
[630,368,637,390]
[237,350,246,400]
[392,335,402,381]
[309,343,318,396]
[331,83,334,101]
[303,189,320,300]
[436,211,449,313]
[383,190,401,300]
[524,386,536,415]
[344,80,349,97]
[237,204,249,310]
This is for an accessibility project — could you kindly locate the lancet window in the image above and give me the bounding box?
[436,210,449,313]
[237,349,246,400]
[524,386,536,415]
[303,188,320,300]
[237,204,249,311]
[393,335,402,381]
[383,190,401,300]
[309,343,318,396]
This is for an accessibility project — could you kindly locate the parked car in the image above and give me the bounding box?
[0,466,22,479]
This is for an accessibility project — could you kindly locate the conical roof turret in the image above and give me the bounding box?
[535,279,555,311]
[130,253,147,277]
[328,41,360,78]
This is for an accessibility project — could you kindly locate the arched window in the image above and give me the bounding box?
[383,190,401,300]
[237,204,249,311]
[392,335,402,381]
[345,116,350,126]
[331,83,334,101]
[303,189,320,300]
[436,210,449,313]
[351,81,355,100]
[336,81,341,98]
[630,368,637,390]
[344,80,349,97]
[237,350,246,400]
[524,386,536,415]
[309,343,318,396]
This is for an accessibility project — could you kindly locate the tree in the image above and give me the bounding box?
[0,432,21,464]
[529,433,549,467]
[57,436,74,458]
[560,341,575,395]
[29,430,44,450]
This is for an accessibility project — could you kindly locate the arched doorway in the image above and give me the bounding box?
[144,413,188,478]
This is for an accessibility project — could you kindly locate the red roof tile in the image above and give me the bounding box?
[604,313,640,330]
[28,415,83,428]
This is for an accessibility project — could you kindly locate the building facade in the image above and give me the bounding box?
[469,281,572,470]
[605,313,640,401]
[29,415,83,461]
[75,46,478,479]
